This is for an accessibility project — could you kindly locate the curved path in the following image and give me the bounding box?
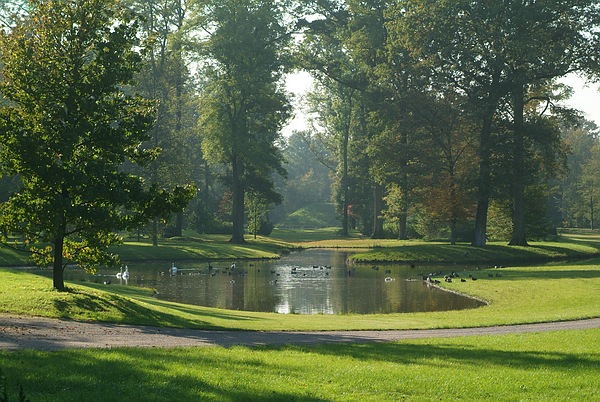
[2,315,600,351]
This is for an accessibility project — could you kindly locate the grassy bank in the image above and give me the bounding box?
[2,256,600,331]
[0,329,598,401]
[1,229,600,401]
[2,228,599,268]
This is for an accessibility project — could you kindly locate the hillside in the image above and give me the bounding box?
[277,203,339,229]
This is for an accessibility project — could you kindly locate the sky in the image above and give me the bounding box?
[283,71,600,136]
[560,73,600,127]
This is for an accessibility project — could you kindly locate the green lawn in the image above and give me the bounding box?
[1,329,598,401]
[1,229,600,401]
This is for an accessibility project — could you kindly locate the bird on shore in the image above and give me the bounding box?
[169,263,178,275]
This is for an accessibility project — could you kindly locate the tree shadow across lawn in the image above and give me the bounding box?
[281,338,600,378]
[1,348,326,402]
[51,288,245,330]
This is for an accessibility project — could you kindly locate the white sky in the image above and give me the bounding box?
[560,73,600,127]
[283,71,600,136]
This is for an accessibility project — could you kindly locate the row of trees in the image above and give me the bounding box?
[298,0,600,246]
[1,0,600,290]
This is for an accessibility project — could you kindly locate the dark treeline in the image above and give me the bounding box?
[1,0,600,252]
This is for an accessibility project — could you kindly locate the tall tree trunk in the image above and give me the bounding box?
[472,111,494,247]
[341,129,349,237]
[509,82,528,246]
[152,219,158,246]
[398,131,409,240]
[231,155,246,243]
[53,234,65,291]
[371,182,385,239]
[173,7,184,238]
[591,194,595,230]
[449,174,457,245]
[398,212,408,240]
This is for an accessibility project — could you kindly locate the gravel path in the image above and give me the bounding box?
[2,315,600,351]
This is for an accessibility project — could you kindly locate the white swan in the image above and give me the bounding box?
[116,266,123,279]
[169,263,178,275]
[122,265,129,280]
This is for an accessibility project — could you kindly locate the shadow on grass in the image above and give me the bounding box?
[52,286,264,330]
[487,268,600,281]
[293,340,600,372]
[1,348,325,401]
[2,339,599,401]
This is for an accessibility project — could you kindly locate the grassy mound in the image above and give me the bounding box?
[278,203,339,229]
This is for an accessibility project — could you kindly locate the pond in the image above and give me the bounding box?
[36,249,486,314]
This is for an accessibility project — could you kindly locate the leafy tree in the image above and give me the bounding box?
[0,0,193,291]
[391,0,600,246]
[126,0,198,243]
[193,0,292,243]
[560,121,599,227]
[581,140,600,229]
[0,0,26,29]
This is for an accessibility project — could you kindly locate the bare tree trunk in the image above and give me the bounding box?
[53,234,65,291]
[509,81,528,246]
[371,182,385,239]
[231,155,246,243]
[472,112,494,247]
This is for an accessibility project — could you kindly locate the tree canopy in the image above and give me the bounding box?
[0,0,193,290]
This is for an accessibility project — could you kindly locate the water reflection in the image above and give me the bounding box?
[41,249,485,314]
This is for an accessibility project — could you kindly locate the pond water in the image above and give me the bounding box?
[37,249,486,314]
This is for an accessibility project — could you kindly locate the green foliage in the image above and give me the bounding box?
[194,0,292,242]
[0,0,194,290]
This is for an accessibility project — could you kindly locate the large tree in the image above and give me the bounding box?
[127,0,198,243]
[0,0,193,291]
[391,0,600,246]
[194,0,292,243]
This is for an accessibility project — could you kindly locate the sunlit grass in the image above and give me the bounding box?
[1,329,598,401]
[2,256,600,330]
[1,229,600,401]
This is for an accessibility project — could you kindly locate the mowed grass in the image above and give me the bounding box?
[2,257,600,331]
[2,229,600,401]
[1,329,598,401]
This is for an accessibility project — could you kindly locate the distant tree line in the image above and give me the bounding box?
[1,0,599,274]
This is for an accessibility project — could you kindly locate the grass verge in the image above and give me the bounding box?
[1,229,600,401]
[0,329,598,401]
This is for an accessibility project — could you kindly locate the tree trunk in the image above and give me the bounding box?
[230,155,246,243]
[371,182,385,239]
[509,82,528,246]
[472,111,494,247]
[450,217,457,245]
[175,212,184,237]
[152,219,158,246]
[341,129,349,237]
[591,194,595,230]
[53,234,65,291]
[398,212,408,240]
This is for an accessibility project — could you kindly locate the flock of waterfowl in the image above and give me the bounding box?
[102,261,503,287]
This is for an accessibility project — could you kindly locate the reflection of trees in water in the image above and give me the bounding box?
[43,249,483,314]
